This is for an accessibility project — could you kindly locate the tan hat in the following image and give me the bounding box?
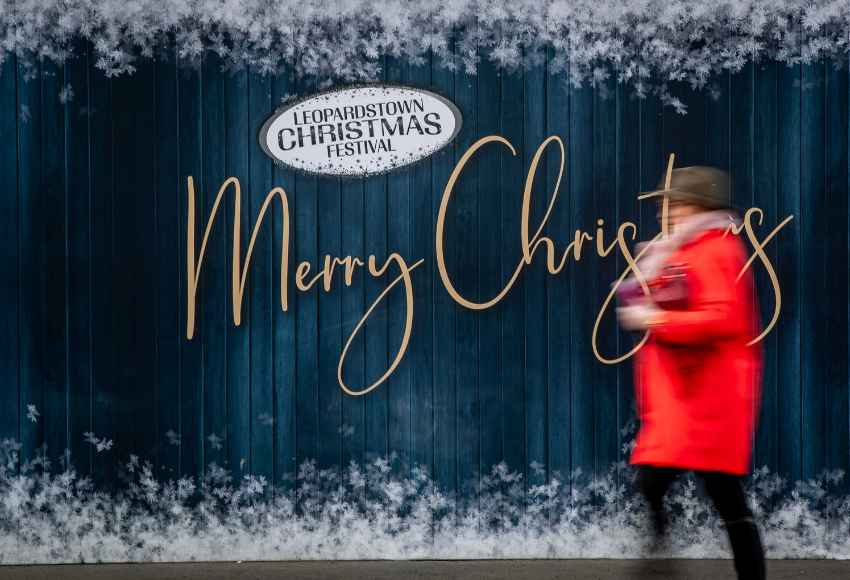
[638,166,731,209]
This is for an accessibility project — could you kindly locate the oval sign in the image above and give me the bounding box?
[259,85,462,177]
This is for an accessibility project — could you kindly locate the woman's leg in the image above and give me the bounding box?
[636,465,681,539]
[698,471,766,580]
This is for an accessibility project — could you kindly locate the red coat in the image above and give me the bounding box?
[629,228,762,475]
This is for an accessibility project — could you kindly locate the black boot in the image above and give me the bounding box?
[631,511,679,579]
[725,517,766,580]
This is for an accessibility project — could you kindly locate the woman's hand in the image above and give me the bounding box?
[617,302,665,331]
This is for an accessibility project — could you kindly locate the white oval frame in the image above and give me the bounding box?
[258,83,463,178]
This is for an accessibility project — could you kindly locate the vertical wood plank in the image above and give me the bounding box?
[607,80,640,483]
[271,73,298,489]
[294,77,320,475]
[0,56,20,443]
[615,81,641,478]
[363,59,390,466]
[432,50,458,497]
[362,171,388,465]
[592,80,619,474]
[753,61,780,472]
[524,58,548,487]
[340,176,366,469]
[225,68,251,476]
[639,93,664,234]
[317,174,342,474]
[499,68,525,475]
[111,61,157,466]
[800,61,826,480]
[705,73,731,171]
[454,62,480,499]
[662,86,706,168]
[776,62,803,481]
[477,54,503,478]
[729,64,759,472]
[385,57,413,475]
[824,64,849,488]
[730,64,755,211]
[247,73,274,482]
[568,81,594,474]
[200,57,228,470]
[546,54,572,482]
[18,64,46,464]
[154,55,182,478]
[40,63,69,465]
[178,63,204,479]
[66,49,94,475]
[88,67,114,484]
[408,57,434,475]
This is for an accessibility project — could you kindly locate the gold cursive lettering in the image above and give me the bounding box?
[185,140,795,397]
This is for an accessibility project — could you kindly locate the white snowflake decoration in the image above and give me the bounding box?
[83,431,113,452]
[0,1,849,108]
[165,429,181,446]
[207,432,223,451]
[58,83,74,104]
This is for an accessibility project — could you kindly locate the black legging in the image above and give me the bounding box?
[636,465,766,580]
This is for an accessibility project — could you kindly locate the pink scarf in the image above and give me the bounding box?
[631,210,737,280]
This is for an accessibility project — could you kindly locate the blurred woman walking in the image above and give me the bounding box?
[617,165,767,580]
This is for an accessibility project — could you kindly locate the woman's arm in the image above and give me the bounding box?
[649,235,751,345]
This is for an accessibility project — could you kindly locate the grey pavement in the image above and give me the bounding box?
[0,560,846,580]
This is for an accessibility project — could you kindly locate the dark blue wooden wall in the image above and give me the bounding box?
[1,46,848,495]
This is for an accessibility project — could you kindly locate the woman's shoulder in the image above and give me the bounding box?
[682,226,745,255]
[677,227,748,277]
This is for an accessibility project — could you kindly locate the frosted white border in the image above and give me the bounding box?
[2,0,850,110]
[2,439,849,564]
